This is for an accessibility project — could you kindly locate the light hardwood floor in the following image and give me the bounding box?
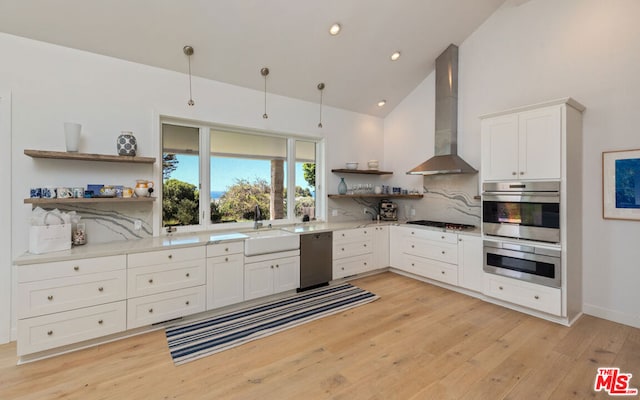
[1,272,639,399]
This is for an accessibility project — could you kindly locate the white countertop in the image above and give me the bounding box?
[14,220,480,265]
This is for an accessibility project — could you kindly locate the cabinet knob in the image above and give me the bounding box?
[341,267,345,270]
[441,236,445,239]
[148,308,153,313]
[276,264,279,268]
[168,254,173,259]
[47,295,53,301]
[148,279,154,284]
[364,262,367,266]
[98,319,103,325]
[73,266,80,271]
[47,330,53,336]
[441,271,445,275]
[441,251,446,255]
[411,263,415,267]
[185,301,190,306]
[512,172,517,176]
[363,244,367,247]
[499,286,504,290]
[534,295,539,300]
[341,233,345,237]
[225,247,229,252]
[271,265,274,269]
[411,231,415,235]
[363,230,367,234]
[459,238,462,242]
[225,257,229,262]
[98,287,104,292]
[185,273,190,278]
[341,248,345,251]
[520,171,525,175]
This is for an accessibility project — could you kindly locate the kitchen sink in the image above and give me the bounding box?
[244,229,300,256]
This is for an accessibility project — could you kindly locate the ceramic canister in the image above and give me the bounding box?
[117,131,137,156]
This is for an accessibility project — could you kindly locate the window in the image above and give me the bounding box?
[161,121,321,231]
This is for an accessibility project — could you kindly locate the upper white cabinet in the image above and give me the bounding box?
[481,104,562,181]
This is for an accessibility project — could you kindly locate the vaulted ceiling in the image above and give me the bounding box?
[0,0,507,117]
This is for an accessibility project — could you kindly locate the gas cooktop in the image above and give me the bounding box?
[406,220,476,231]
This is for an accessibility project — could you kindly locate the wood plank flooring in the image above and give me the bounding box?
[1,272,638,399]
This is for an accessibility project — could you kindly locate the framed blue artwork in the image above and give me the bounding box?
[603,149,640,220]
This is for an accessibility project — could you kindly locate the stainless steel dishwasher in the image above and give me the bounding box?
[298,231,333,291]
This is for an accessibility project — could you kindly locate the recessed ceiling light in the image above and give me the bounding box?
[390,51,401,61]
[377,100,387,107]
[329,23,341,36]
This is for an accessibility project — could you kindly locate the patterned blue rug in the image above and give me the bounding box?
[166,283,379,365]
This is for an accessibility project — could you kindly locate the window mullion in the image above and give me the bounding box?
[287,139,296,222]
[200,127,211,228]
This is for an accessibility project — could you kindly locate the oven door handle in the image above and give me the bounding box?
[481,192,560,203]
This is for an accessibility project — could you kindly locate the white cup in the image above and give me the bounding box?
[374,185,382,194]
[64,122,81,152]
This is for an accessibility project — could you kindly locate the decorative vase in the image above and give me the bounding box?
[338,177,347,195]
[117,131,137,156]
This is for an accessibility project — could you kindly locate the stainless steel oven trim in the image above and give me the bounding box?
[482,193,560,203]
[483,223,560,243]
[482,181,561,193]
[483,241,561,288]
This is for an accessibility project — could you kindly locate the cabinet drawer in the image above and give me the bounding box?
[17,270,126,318]
[127,259,206,298]
[333,239,372,260]
[402,254,458,286]
[403,228,458,244]
[17,301,126,356]
[206,241,244,257]
[127,286,206,329]
[333,228,371,244]
[128,246,205,268]
[333,254,374,279]
[18,255,126,283]
[483,274,561,316]
[403,238,457,265]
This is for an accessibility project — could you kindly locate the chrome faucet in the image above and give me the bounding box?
[253,205,263,229]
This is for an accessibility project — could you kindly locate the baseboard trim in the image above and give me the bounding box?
[583,303,640,329]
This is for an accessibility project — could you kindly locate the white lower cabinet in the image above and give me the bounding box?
[483,273,561,316]
[126,286,206,329]
[372,226,389,269]
[244,252,300,301]
[457,234,483,292]
[332,227,376,279]
[17,301,126,356]
[207,253,244,310]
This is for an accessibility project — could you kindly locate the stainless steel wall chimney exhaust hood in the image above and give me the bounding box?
[407,44,477,175]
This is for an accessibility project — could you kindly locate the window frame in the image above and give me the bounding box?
[157,116,324,235]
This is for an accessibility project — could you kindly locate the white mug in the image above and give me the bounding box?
[374,185,382,194]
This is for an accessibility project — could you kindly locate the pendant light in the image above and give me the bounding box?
[183,45,195,106]
[317,83,325,128]
[261,67,270,119]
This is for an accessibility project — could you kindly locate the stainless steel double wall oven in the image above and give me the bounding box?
[482,181,562,288]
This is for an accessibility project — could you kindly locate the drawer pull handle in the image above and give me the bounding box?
[185,273,190,278]
[185,301,190,306]
[98,320,103,325]
[225,257,229,262]
[148,308,153,313]
[168,254,173,259]
[47,330,53,336]
[499,286,504,290]
[148,279,154,284]
[73,266,80,271]
[47,295,53,301]
[534,295,540,300]
[98,287,104,292]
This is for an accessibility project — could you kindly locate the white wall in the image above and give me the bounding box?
[0,32,383,337]
[0,91,11,343]
[385,0,640,328]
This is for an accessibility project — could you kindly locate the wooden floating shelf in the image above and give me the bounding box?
[24,197,156,205]
[24,149,156,164]
[328,194,423,199]
[331,169,393,175]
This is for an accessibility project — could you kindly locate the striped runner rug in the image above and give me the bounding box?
[165,283,379,365]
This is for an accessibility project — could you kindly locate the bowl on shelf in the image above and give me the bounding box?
[345,162,359,170]
[367,160,379,170]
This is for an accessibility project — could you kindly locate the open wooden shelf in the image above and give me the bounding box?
[331,169,393,175]
[24,149,156,164]
[328,194,423,199]
[24,197,156,205]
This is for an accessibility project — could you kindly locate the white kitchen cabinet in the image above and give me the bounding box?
[332,227,376,279]
[457,234,483,292]
[16,255,127,356]
[481,105,561,181]
[244,251,300,301]
[483,273,561,316]
[206,241,245,310]
[127,246,206,327]
[372,225,389,269]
